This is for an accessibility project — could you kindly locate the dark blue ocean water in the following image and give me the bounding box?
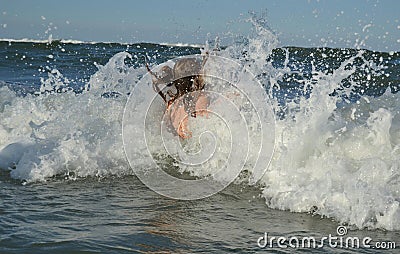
[0,39,399,253]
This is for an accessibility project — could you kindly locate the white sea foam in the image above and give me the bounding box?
[0,52,142,181]
[227,17,400,230]
[0,17,399,230]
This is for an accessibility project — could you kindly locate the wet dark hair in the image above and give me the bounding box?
[147,56,207,112]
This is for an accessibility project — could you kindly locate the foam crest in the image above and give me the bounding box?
[122,54,275,199]
[208,14,399,230]
[0,53,145,181]
[248,44,400,230]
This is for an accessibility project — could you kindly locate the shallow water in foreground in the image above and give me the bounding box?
[0,175,398,253]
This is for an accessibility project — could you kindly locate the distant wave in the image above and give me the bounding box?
[0,38,93,44]
[0,38,203,48]
[159,42,204,48]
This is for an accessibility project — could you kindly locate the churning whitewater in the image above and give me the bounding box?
[0,19,399,231]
